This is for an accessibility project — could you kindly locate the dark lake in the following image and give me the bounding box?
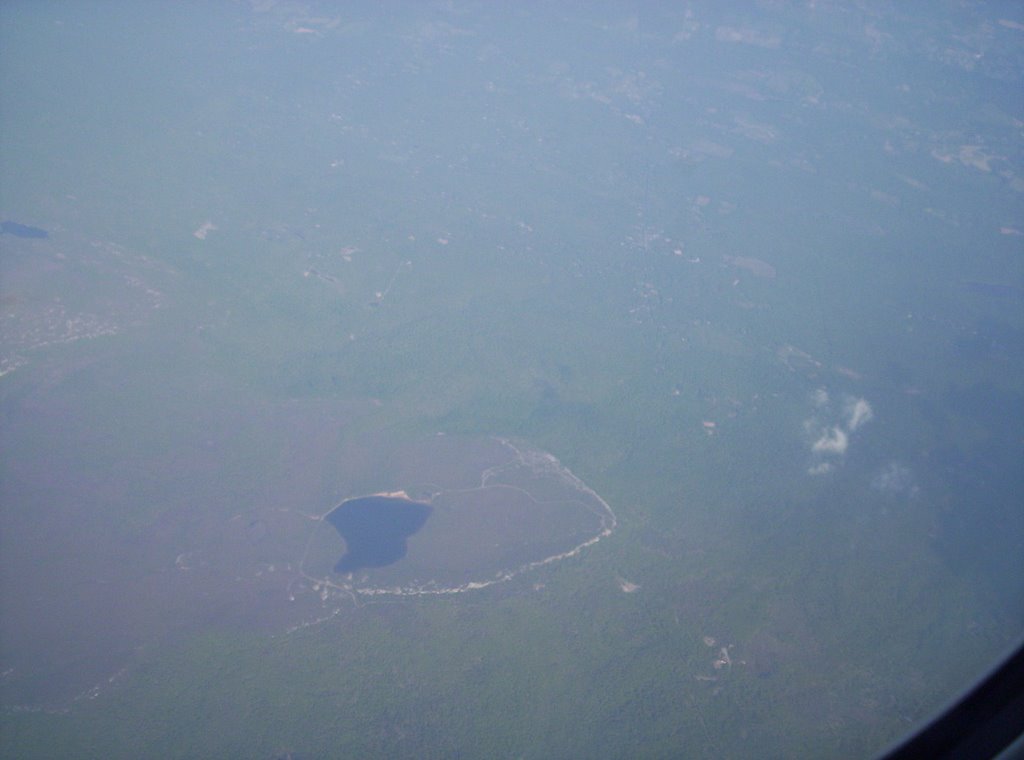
[1,221,49,238]
[326,495,432,574]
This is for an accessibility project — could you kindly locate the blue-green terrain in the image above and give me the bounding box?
[1,3,1021,758]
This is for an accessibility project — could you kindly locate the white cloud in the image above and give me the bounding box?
[803,390,874,476]
[812,426,848,455]
[871,461,918,496]
[844,397,873,431]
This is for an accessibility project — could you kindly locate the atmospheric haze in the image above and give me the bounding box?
[1,2,1022,758]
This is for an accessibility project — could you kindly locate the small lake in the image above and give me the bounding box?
[326,495,432,574]
[1,220,49,238]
